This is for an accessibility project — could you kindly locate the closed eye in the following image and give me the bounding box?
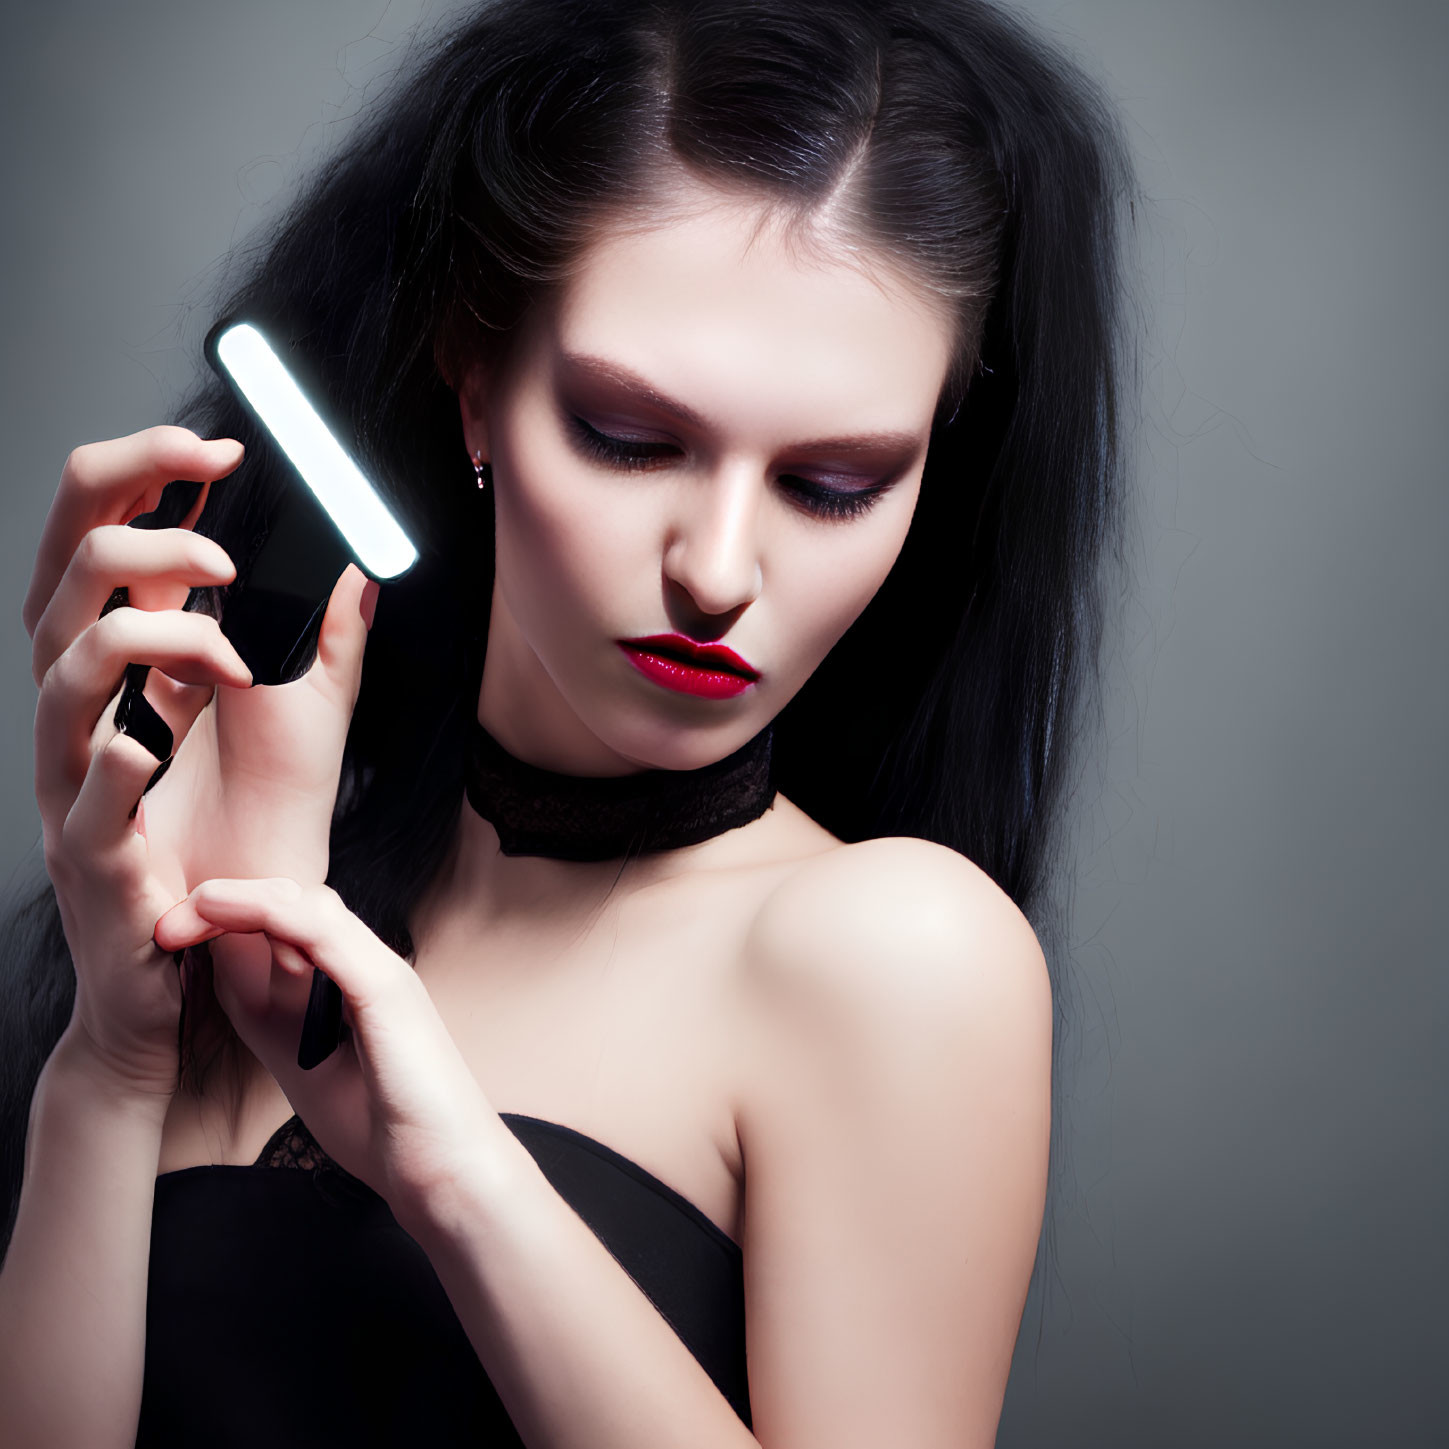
[564,415,891,521]
[566,414,674,471]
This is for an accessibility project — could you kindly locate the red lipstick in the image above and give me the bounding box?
[617,633,759,700]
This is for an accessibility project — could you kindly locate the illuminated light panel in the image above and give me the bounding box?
[213,322,418,579]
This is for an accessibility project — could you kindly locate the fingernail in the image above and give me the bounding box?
[359,579,379,631]
[208,439,245,471]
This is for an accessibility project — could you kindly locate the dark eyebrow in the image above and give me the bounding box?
[558,351,928,459]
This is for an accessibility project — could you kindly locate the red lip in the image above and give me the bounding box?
[617,633,759,700]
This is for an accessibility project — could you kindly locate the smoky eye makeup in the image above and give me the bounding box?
[564,411,673,469]
[778,474,892,521]
[560,409,896,521]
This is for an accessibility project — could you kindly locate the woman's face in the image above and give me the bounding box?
[458,171,956,776]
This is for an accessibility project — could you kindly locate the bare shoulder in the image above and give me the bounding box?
[738,834,1051,1037]
[729,836,1055,1444]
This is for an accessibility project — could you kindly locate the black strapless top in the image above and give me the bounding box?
[136,1113,751,1445]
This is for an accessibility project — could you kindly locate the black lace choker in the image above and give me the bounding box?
[464,720,777,861]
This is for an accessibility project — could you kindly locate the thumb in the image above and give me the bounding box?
[310,564,378,705]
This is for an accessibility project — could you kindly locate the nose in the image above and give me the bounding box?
[662,464,764,626]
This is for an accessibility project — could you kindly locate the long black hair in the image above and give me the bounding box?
[2,0,1136,1253]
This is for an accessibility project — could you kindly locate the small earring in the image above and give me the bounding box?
[470,449,491,491]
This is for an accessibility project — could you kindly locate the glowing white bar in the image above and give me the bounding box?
[214,322,418,579]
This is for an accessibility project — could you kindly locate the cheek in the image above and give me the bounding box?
[769,501,917,681]
[490,428,653,642]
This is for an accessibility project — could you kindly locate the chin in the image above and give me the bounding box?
[592,704,769,774]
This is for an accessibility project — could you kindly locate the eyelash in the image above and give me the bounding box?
[564,415,888,521]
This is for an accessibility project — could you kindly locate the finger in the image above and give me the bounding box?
[35,608,252,818]
[59,729,177,865]
[269,938,315,978]
[154,879,400,1022]
[30,525,238,685]
[206,930,337,1054]
[305,564,373,709]
[208,931,314,1038]
[24,428,244,638]
[173,477,212,533]
[61,669,224,851]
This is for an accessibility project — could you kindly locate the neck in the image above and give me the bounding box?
[410,810,629,967]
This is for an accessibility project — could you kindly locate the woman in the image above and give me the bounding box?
[0,0,1134,1444]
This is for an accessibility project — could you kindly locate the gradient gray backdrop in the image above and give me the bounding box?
[1,2,1443,1444]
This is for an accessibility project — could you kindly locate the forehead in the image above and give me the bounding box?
[531,173,955,440]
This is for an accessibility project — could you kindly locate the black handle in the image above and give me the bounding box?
[298,968,346,1070]
[107,577,174,793]
[109,487,353,1066]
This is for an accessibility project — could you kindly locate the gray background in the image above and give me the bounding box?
[1,1,1443,1444]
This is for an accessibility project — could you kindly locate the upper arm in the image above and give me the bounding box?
[734,838,1052,1449]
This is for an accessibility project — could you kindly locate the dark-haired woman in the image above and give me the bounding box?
[0,1,1135,1444]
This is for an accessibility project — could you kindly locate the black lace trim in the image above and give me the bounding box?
[253,1114,376,1207]
[254,1114,332,1171]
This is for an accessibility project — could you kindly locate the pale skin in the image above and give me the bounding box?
[0,169,1052,1448]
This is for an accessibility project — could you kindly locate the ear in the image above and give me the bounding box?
[454,359,492,464]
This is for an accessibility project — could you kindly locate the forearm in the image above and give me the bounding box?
[0,1025,171,1449]
[399,1125,759,1449]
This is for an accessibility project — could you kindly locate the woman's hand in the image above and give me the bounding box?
[24,425,374,1096]
[26,427,250,1094]
[153,878,500,1228]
